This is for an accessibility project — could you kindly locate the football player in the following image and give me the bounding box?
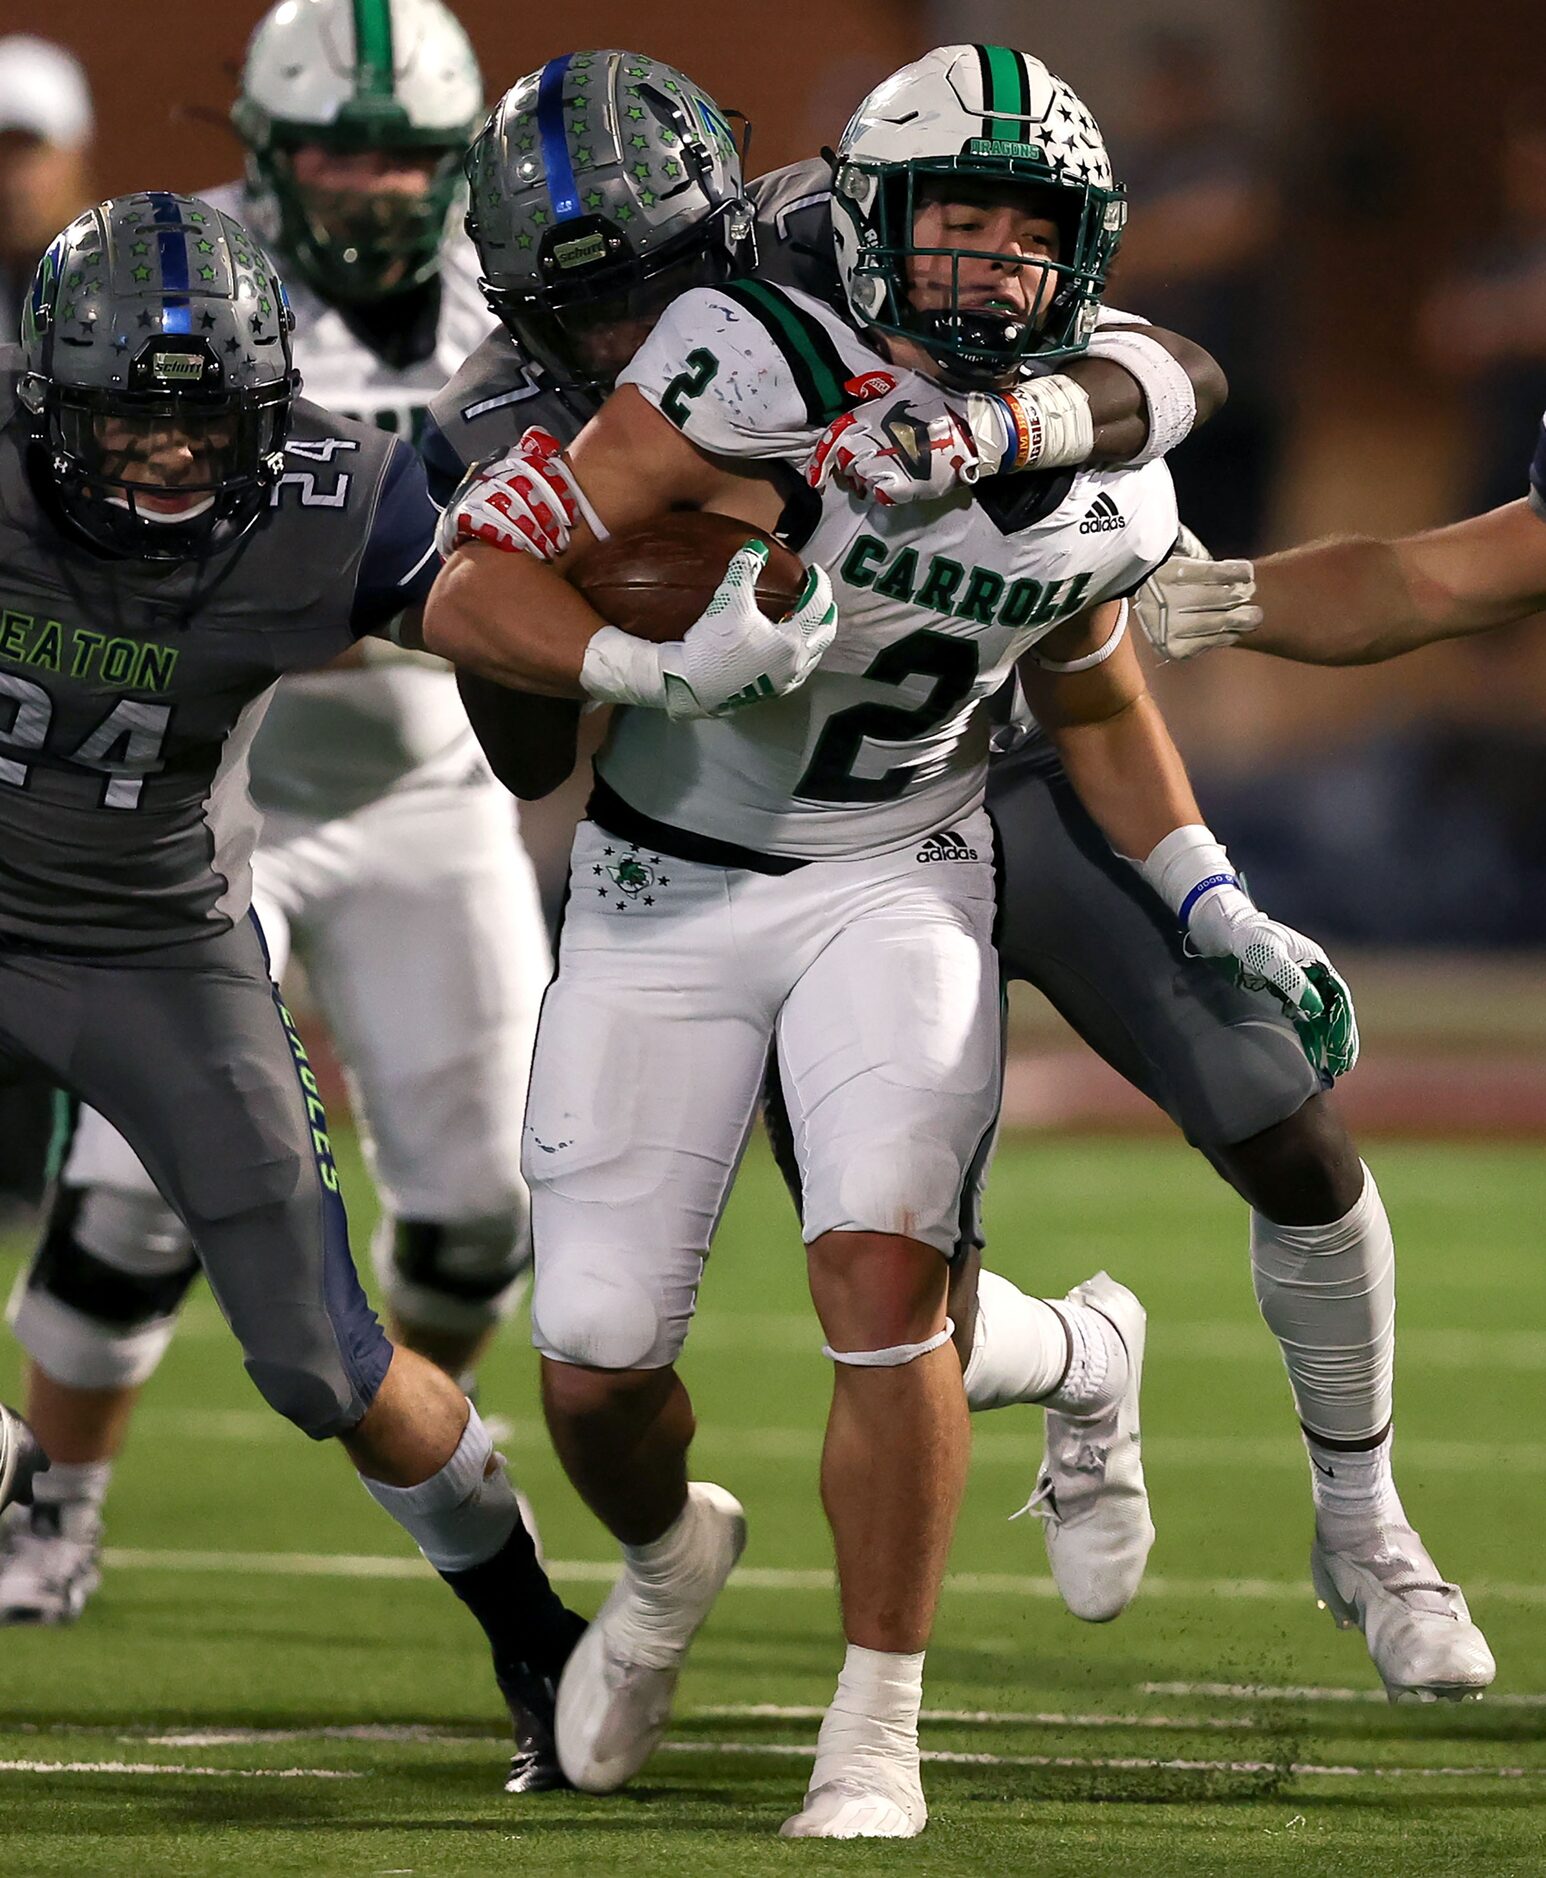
[437,50,1490,1723]
[1,0,551,1630]
[0,194,582,1790]
[429,46,1224,1661]
[426,47,1355,1838]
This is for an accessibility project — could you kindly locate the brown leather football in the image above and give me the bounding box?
[569,512,807,644]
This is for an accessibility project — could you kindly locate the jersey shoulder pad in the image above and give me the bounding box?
[426,328,553,467]
[749,160,843,304]
[617,279,859,462]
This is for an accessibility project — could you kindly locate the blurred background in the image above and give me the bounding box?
[3,0,1545,1144]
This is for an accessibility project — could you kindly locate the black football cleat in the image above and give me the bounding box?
[0,1404,48,1515]
[498,1610,588,1794]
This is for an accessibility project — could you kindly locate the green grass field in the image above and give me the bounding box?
[0,1132,1541,1876]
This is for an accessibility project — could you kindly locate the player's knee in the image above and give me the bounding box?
[808,1229,950,1350]
[1220,1095,1364,1225]
[243,1350,381,1440]
[8,1183,199,1388]
[373,1210,532,1336]
[531,1255,676,1370]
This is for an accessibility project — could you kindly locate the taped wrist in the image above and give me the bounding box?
[1087,325,1198,465]
[1137,823,1244,926]
[976,375,1094,473]
[579,624,666,709]
[823,1318,955,1367]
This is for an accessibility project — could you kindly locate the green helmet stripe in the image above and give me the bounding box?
[979,44,1030,142]
[351,0,396,98]
[719,280,850,425]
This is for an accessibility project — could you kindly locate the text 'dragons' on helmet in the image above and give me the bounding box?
[830,43,1128,386]
[465,50,755,395]
[19,192,299,560]
[231,0,483,303]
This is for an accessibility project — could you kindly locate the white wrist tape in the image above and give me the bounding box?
[978,375,1095,474]
[823,1318,956,1368]
[578,624,664,709]
[1027,600,1129,673]
[1137,823,1242,923]
[1087,325,1198,465]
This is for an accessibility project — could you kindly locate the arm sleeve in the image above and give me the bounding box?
[615,286,828,461]
[456,672,583,800]
[350,441,441,639]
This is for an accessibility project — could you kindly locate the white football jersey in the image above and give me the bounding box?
[608,282,1178,860]
[202,180,496,815]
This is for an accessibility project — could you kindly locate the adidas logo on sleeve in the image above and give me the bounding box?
[916,828,980,863]
[1079,491,1126,534]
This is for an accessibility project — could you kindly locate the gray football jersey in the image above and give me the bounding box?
[0,361,436,952]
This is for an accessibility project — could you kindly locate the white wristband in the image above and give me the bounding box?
[1087,325,1197,465]
[1137,822,1244,924]
[1027,600,1129,673]
[578,624,665,709]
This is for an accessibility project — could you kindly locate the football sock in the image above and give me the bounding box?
[1251,1162,1396,1445]
[618,1492,724,1663]
[363,1405,577,1678]
[30,1458,111,1512]
[810,1644,924,1787]
[1304,1424,1403,1534]
[960,1270,1074,1411]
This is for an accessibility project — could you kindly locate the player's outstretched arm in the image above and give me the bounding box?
[1019,604,1357,1079]
[1138,500,1546,666]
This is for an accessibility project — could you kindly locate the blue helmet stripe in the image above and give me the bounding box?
[535,54,581,222]
[150,192,191,334]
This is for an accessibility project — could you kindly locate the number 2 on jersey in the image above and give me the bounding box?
[795,629,980,804]
[0,674,171,809]
[661,348,720,426]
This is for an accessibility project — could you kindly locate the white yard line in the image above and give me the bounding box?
[657,1740,1538,1780]
[1141,1681,1546,1709]
[0,1758,360,1779]
[700,1705,1262,1733]
[96,1546,1546,1605]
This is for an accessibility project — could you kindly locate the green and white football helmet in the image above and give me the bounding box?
[231,0,483,304]
[831,44,1127,385]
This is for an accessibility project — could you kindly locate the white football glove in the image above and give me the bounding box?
[1141,825,1359,1080]
[436,427,584,562]
[804,372,1094,506]
[580,539,838,721]
[1134,526,1263,661]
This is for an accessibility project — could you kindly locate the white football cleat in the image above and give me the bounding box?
[556,1481,746,1793]
[1019,1272,1154,1622]
[1311,1523,1496,1703]
[0,1499,102,1627]
[780,1767,928,1840]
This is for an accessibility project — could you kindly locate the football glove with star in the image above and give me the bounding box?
[1141,825,1359,1080]
[804,372,1094,506]
[580,539,838,721]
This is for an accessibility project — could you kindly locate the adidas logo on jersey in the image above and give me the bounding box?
[1079,492,1126,534]
[917,829,979,863]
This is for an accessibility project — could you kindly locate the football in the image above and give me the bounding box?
[569,512,808,644]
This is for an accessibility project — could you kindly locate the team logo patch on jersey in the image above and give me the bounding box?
[1079,492,1126,534]
[590,843,670,910]
[916,829,979,863]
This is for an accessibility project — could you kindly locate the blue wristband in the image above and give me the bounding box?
[1178,872,1238,927]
